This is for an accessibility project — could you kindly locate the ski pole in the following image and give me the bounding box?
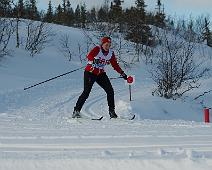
[109,76,123,80]
[129,85,132,101]
[24,66,85,91]
[127,76,134,101]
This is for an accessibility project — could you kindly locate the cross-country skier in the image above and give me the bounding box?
[72,37,128,119]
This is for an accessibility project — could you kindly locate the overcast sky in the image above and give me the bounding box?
[37,0,211,19]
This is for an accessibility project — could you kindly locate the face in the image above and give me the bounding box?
[102,42,111,51]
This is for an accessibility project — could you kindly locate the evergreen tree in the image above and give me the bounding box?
[109,0,123,23]
[0,0,12,17]
[135,0,146,21]
[136,0,146,12]
[12,0,25,19]
[25,0,39,20]
[66,0,74,25]
[61,0,67,24]
[188,18,194,32]
[75,4,81,26]
[156,0,162,13]
[154,0,166,28]
[203,17,212,47]
[98,7,108,22]
[80,3,87,28]
[87,7,97,22]
[182,20,186,30]
[62,0,67,13]
[102,0,109,21]
[24,0,30,18]
[17,0,25,18]
[45,0,53,23]
[126,0,152,46]
[55,4,63,24]
[103,0,110,13]
[146,12,155,25]
[109,0,124,32]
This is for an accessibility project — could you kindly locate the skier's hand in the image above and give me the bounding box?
[93,58,100,64]
[121,72,128,80]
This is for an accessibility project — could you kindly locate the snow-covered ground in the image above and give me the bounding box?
[0,21,212,170]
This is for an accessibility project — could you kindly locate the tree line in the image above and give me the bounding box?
[0,0,166,45]
[1,0,211,47]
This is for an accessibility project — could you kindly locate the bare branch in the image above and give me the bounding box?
[25,21,54,57]
[194,90,212,100]
[148,29,209,99]
[0,18,14,59]
[58,34,73,61]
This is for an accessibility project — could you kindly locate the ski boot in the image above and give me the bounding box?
[72,110,81,118]
[109,110,118,119]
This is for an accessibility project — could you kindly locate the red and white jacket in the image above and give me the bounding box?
[85,46,123,75]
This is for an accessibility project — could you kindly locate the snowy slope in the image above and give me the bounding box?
[0,20,212,170]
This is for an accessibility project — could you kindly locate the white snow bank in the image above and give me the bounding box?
[1,158,212,170]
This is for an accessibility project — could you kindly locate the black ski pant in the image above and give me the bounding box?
[74,71,115,112]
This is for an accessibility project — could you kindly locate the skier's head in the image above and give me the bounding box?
[101,37,111,51]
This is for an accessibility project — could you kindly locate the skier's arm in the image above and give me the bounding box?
[110,52,124,74]
[87,46,100,61]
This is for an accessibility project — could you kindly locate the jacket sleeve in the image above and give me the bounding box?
[87,46,100,61]
[110,52,124,74]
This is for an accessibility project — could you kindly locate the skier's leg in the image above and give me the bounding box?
[74,71,96,112]
[96,73,117,118]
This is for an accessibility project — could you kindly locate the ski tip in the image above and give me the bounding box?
[92,116,104,121]
[130,115,136,120]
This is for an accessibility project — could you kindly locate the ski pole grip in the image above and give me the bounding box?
[127,76,134,84]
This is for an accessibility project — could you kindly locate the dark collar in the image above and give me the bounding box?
[101,46,109,55]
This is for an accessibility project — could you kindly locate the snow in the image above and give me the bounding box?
[0,20,212,170]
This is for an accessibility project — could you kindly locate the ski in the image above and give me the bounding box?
[117,114,136,121]
[91,116,104,121]
[66,115,135,122]
[68,116,104,121]
[92,115,135,121]
[129,114,136,120]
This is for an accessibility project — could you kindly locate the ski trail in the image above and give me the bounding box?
[1,71,212,162]
[82,88,126,118]
[1,121,212,159]
[82,80,131,118]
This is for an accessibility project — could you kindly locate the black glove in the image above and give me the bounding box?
[93,58,100,64]
[121,72,128,80]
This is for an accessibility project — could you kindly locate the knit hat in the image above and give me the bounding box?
[101,37,111,45]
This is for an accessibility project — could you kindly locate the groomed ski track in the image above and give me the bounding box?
[0,77,212,170]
